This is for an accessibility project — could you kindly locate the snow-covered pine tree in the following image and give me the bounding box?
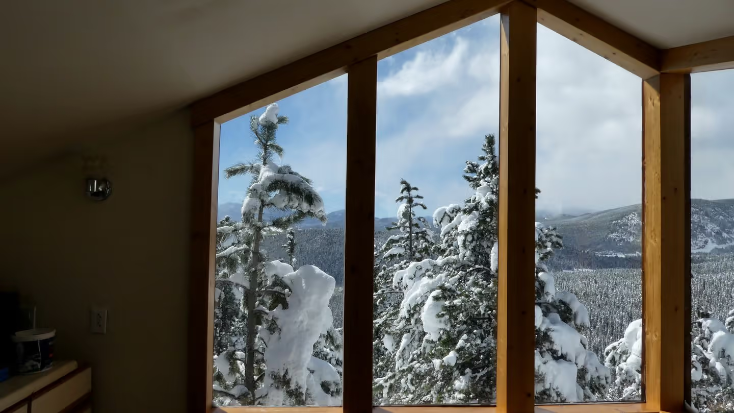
[689,308,734,412]
[373,243,396,388]
[375,134,609,405]
[373,180,436,390]
[606,310,734,412]
[376,135,503,404]
[258,261,341,406]
[213,215,251,405]
[602,319,642,401]
[381,179,433,262]
[273,224,341,401]
[283,228,296,267]
[534,223,611,402]
[214,103,329,405]
[312,326,344,403]
[214,216,247,356]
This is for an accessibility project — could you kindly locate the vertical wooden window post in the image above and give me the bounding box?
[497,2,537,413]
[189,120,221,413]
[343,56,377,413]
[642,73,691,412]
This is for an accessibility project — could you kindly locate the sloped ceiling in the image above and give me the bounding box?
[0,0,449,178]
[1,0,734,178]
[571,0,734,49]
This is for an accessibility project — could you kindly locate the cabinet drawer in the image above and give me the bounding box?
[32,368,91,413]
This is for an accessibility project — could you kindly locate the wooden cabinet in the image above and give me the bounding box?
[0,361,91,413]
[8,404,27,413]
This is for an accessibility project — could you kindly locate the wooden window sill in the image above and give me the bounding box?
[212,403,674,413]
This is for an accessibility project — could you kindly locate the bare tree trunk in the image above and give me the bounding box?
[245,204,264,401]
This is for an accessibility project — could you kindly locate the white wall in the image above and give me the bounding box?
[0,110,193,412]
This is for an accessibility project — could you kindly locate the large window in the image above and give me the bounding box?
[212,77,347,407]
[689,70,734,413]
[372,16,500,405]
[535,24,642,404]
[188,1,729,412]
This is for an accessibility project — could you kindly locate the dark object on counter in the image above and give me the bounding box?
[12,329,55,374]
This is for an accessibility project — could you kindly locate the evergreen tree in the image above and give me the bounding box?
[534,224,611,402]
[689,308,734,412]
[602,319,641,401]
[373,243,396,388]
[258,261,341,406]
[376,135,503,403]
[213,103,328,405]
[312,327,344,402]
[212,215,252,404]
[381,179,433,262]
[606,310,734,412]
[214,216,247,356]
[373,181,435,391]
[374,134,609,404]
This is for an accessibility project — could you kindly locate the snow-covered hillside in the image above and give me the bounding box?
[545,199,734,256]
[227,198,734,285]
[691,199,734,252]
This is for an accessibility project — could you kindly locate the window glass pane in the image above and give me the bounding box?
[690,70,734,413]
[213,76,347,407]
[535,24,642,403]
[373,16,500,405]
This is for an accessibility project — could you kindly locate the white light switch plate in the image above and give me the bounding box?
[91,306,107,334]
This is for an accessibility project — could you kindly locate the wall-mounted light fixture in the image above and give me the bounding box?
[83,156,112,201]
[86,178,112,201]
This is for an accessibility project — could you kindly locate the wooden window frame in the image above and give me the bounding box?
[187,0,734,412]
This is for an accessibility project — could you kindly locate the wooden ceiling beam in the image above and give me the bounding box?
[662,35,734,74]
[189,0,685,126]
[523,0,661,79]
[190,0,512,127]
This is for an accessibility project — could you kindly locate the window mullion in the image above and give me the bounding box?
[344,55,378,413]
[641,73,691,411]
[497,2,538,412]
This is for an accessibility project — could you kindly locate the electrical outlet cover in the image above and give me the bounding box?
[91,307,107,334]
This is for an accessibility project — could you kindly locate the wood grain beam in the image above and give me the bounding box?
[524,0,660,79]
[214,404,661,413]
[190,0,511,126]
[343,56,377,413]
[214,409,341,413]
[662,35,734,74]
[189,120,220,413]
[497,2,537,412]
[641,74,690,413]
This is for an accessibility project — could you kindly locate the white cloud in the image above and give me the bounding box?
[221,18,734,217]
[378,37,469,97]
[376,20,734,215]
[375,27,501,217]
[691,106,718,140]
[376,19,643,216]
[691,71,734,201]
[535,25,642,214]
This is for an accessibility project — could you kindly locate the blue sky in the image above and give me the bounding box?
[218,16,734,219]
[218,75,348,213]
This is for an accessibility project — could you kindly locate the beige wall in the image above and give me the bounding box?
[0,110,193,412]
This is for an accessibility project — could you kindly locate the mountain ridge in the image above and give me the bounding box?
[220,198,734,256]
[544,198,734,255]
